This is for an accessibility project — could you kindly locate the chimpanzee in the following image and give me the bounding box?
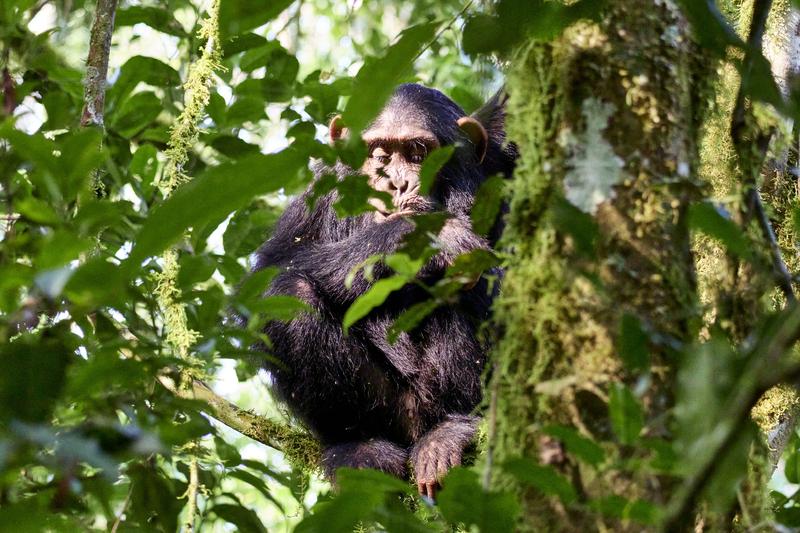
[252,83,515,498]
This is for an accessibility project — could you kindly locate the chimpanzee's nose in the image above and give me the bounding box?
[389,175,409,196]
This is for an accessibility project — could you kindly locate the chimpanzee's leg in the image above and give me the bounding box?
[409,414,478,498]
[322,439,409,481]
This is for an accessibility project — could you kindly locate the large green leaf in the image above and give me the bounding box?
[342,22,438,134]
[437,468,519,533]
[125,150,305,271]
[0,333,71,423]
[115,6,187,36]
[219,0,294,41]
[343,275,408,332]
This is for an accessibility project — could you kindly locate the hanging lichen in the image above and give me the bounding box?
[153,0,222,363]
[157,0,222,196]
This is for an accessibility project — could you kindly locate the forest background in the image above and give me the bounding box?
[3,0,800,531]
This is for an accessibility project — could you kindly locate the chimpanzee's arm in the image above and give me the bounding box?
[419,216,490,276]
[290,216,415,302]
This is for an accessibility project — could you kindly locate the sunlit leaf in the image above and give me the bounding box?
[343,275,408,332]
[342,22,438,134]
[125,150,305,271]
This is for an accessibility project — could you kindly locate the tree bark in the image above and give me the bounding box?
[487,2,700,530]
[81,0,118,127]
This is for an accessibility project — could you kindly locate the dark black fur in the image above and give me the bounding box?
[252,84,515,483]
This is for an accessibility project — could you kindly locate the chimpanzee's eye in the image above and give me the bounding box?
[407,142,427,164]
[371,147,391,165]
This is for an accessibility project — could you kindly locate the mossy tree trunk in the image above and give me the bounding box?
[487,2,702,530]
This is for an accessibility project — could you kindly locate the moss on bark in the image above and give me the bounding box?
[487,2,700,530]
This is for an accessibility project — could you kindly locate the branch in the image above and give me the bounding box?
[158,376,321,469]
[746,187,796,303]
[81,0,118,127]
[728,0,795,303]
[664,302,800,532]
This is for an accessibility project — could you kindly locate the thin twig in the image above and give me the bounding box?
[746,187,796,302]
[109,485,132,533]
[81,0,119,127]
[413,0,474,61]
[665,1,780,528]
[183,455,200,532]
[729,0,795,303]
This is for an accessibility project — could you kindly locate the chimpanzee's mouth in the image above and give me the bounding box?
[395,194,435,215]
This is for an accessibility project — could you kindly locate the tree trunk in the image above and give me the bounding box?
[487,2,701,530]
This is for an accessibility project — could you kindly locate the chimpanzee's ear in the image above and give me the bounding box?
[470,89,508,145]
[457,116,488,163]
[329,114,348,143]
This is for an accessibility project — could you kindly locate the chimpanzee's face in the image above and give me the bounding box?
[327,84,489,219]
[360,110,440,217]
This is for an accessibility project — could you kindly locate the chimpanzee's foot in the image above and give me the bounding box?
[410,415,477,499]
[322,439,408,482]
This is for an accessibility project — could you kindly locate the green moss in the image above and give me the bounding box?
[154,0,222,361]
[488,3,700,530]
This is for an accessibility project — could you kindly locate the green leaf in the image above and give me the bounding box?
[387,299,441,344]
[115,6,187,36]
[502,458,577,504]
[0,333,71,423]
[445,249,500,281]
[333,174,391,217]
[437,468,519,533]
[608,383,644,445]
[227,469,285,513]
[110,91,163,138]
[542,425,605,467]
[676,0,745,53]
[245,295,310,322]
[125,150,305,272]
[589,495,659,525]
[687,201,752,260]
[343,275,408,332]
[342,22,438,134]
[109,56,180,107]
[550,196,599,256]
[15,196,61,225]
[618,313,649,372]
[463,0,606,57]
[785,450,800,484]
[60,128,106,200]
[295,468,414,533]
[223,206,280,257]
[384,253,425,278]
[36,230,94,269]
[398,212,449,258]
[219,0,294,41]
[127,464,182,533]
[419,145,454,195]
[65,258,128,307]
[471,174,505,236]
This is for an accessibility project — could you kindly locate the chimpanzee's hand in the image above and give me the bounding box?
[410,415,477,499]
